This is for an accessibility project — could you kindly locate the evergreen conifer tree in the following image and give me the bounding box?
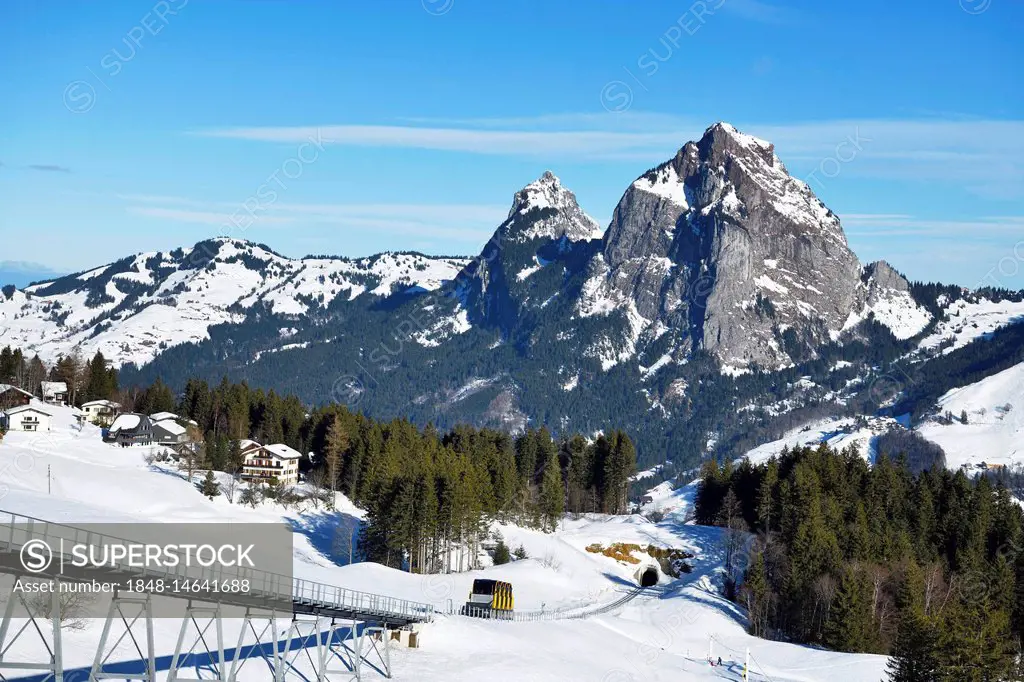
[200,470,220,499]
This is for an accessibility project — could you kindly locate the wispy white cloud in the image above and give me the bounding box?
[193,124,678,159]
[842,214,1024,287]
[841,213,1024,239]
[127,206,295,226]
[27,164,72,173]
[124,197,504,243]
[191,114,1024,198]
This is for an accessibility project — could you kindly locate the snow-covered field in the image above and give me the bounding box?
[0,403,888,680]
[741,416,903,466]
[917,297,1024,356]
[917,361,1024,470]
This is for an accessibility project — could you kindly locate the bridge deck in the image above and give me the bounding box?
[0,509,434,627]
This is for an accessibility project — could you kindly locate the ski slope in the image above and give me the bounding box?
[0,403,887,680]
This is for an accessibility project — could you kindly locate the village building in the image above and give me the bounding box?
[240,443,301,486]
[0,384,33,410]
[0,405,53,433]
[40,381,68,406]
[81,399,121,426]
[153,419,188,446]
[105,413,154,447]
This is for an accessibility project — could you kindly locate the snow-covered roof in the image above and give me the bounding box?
[0,384,34,398]
[259,443,302,460]
[3,405,52,417]
[154,420,186,436]
[239,439,261,451]
[82,399,121,408]
[150,411,178,422]
[108,413,143,433]
[41,381,67,394]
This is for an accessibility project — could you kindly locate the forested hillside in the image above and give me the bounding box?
[1,343,639,573]
[695,444,1023,678]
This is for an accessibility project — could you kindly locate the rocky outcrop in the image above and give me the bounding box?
[579,122,912,370]
[450,171,602,336]
[503,171,602,243]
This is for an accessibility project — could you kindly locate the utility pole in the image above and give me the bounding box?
[48,464,52,494]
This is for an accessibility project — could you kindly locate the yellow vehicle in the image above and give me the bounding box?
[462,579,514,620]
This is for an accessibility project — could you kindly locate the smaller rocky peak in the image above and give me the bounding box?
[503,171,601,243]
[863,260,911,294]
[507,171,565,217]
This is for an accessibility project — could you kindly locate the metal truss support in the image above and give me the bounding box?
[227,611,367,682]
[275,615,333,682]
[361,624,392,680]
[168,601,225,681]
[314,618,377,682]
[0,575,63,681]
[91,590,156,681]
[227,608,280,682]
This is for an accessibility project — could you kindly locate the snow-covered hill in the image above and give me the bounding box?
[917,296,1024,356]
[0,238,468,366]
[917,360,1024,470]
[740,416,905,466]
[0,403,888,680]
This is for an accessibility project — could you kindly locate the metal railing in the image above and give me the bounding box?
[0,509,434,624]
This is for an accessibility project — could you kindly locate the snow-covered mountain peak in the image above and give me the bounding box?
[503,171,602,243]
[588,123,887,371]
[701,121,774,154]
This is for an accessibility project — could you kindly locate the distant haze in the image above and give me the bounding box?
[0,261,63,289]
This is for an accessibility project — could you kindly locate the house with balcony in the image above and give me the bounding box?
[241,443,301,486]
[81,399,121,426]
[1,405,53,433]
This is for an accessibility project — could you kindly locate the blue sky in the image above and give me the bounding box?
[1,0,1022,288]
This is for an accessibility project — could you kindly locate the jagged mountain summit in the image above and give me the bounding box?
[576,122,926,373]
[504,170,603,244]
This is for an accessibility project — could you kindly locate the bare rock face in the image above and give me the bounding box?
[580,122,882,370]
[457,171,601,335]
[504,171,602,243]
[864,260,911,300]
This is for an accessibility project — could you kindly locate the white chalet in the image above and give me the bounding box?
[81,399,121,426]
[1,405,53,433]
[40,382,68,406]
[241,443,301,486]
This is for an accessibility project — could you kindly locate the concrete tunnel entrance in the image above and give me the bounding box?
[639,566,658,587]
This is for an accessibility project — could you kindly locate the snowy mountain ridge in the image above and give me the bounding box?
[0,237,469,366]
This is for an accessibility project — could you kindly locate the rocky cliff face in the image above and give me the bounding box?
[455,171,601,336]
[578,122,915,371]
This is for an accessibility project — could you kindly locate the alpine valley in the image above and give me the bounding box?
[4,123,1023,473]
